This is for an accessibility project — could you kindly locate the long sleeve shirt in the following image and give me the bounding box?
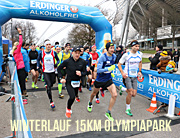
[57,57,87,82]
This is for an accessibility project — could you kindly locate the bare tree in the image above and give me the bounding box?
[67,24,95,47]
[2,20,37,44]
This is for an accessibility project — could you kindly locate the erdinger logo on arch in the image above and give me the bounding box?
[137,74,144,82]
[70,6,78,13]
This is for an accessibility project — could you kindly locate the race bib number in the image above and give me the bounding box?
[71,81,80,88]
[92,60,96,64]
[129,69,137,76]
[31,59,37,64]
[45,57,53,64]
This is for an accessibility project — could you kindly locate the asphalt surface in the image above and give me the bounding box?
[1,54,180,138]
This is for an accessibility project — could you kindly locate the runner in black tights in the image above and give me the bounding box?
[57,47,87,118]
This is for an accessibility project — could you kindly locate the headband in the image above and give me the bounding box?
[131,41,139,47]
[44,41,51,46]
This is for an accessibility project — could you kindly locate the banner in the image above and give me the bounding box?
[0,0,112,77]
[113,65,180,108]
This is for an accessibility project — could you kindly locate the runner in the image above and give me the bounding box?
[37,40,60,109]
[38,45,45,81]
[57,47,87,118]
[89,45,100,103]
[29,44,39,89]
[118,40,143,116]
[79,46,92,93]
[54,45,64,98]
[87,42,117,121]
[61,43,72,89]
[62,43,71,61]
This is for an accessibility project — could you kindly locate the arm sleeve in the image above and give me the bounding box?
[37,51,42,68]
[81,60,87,76]
[97,55,109,73]
[16,35,23,53]
[57,59,67,78]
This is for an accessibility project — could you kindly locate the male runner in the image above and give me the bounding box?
[89,45,100,103]
[118,40,143,116]
[37,40,59,109]
[28,44,39,89]
[87,42,117,121]
[80,46,92,92]
[57,47,87,118]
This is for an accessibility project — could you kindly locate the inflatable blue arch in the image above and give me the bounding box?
[0,0,112,81]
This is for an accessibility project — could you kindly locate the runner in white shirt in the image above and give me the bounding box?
[118,40,143,116]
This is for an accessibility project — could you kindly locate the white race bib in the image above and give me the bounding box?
[31,59,37,64]
[71,81,80,88]
[92,60,96,64]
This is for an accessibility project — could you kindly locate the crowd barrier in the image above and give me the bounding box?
[113,65,180,108]
[9,61,32,138]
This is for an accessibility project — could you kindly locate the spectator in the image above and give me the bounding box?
[12,28,27,97]
[148,45,163,70]
[173,48,180,69]
[115,45,123,64]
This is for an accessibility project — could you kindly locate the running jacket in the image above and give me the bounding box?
[13,35,25,70]
[57,57,87,81]
[96,53,116,82]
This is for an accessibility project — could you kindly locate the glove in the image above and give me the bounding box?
[111,73,115,78]
[108,65,115,71]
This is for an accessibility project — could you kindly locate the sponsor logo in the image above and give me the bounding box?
[70,6,78,13]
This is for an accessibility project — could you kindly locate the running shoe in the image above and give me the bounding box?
[23,101,28,105]
[126,109,133,116]
[78,87,82,93]
[44,84,47,89]
[119,85,123,96]
[31,82,35,88]
[96,98,100,104]
[34,85,39,89]
[100,88,104,97]
[89,86,92,91]
[75,97,80,102]
[23,99,27,102]
[50,102,55,109]
[65,108,72,118]
[41,77,44,82]
[59,93,64,98]
[105,112,114,121]
[87,102,93,112]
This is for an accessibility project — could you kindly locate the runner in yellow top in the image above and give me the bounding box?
[62,43,71,61]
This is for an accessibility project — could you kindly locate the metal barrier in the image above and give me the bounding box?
[6,61,32,138]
